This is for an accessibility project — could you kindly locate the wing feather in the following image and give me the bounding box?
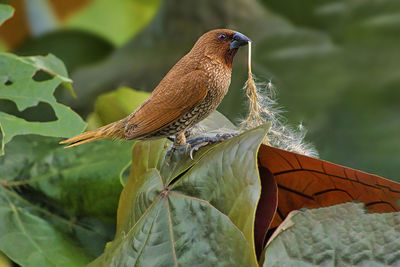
[126,70,208,139]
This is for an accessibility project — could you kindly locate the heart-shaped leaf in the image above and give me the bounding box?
[89,124,270,266]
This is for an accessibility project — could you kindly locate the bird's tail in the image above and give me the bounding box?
[60,119,126,148]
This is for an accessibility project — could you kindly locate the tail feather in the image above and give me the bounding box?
[60,119,126,148]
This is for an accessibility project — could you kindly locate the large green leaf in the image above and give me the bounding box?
[262,203,400,266]
[0,53,86,155]
[0,135,134,262]
[89,124,270,266]
[0,186,92,267]
[0,136,130,217]
[0,4,13,26]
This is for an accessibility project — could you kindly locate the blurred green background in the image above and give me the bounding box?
[1,0,399,180]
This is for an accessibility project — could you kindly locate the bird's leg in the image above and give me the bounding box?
[167,128,193,142]
[187,133,238,159]
[173,132,187,147]
[165,132,189,164]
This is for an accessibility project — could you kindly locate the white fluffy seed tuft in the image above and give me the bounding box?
[241,42,318,157]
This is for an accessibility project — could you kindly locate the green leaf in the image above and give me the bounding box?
[0,187,92,267]
[0,53,86,155]
[65,0,161,46]
[89,124,270,266]
[0,134,134,261]
[0,4,14,26]
[262,203,400,266]
[0,135,132,219]
[30,138,131,220]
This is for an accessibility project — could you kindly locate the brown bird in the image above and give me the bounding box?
[60,29,250,150]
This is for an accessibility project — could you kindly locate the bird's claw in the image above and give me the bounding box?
[166,132,238,162]
[189,142,208,159]
[164,143,190,165]
[187,133,238,159]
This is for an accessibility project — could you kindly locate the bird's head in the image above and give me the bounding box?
[191,29,250,68]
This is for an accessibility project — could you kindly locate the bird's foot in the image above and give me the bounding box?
[164,143,190,165]
[166,132,237,162]
[187,133,237,159]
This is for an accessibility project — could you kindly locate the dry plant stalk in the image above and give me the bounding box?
[241,41,265,130]
[240,42,318,157]
[241,41,270,144]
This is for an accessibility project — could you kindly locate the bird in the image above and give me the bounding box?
[60,29,250,151]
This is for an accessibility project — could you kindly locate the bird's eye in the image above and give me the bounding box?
[217,33,227,41]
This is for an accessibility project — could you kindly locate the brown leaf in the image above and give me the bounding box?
[258,144,400,229]
[254,166,277,258]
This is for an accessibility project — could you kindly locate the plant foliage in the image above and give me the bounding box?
[0,52,86,155]
[263,203,400,266]
[1,2,400,266]
[89,124,269,266]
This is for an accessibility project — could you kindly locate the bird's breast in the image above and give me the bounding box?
[202,59,232,98]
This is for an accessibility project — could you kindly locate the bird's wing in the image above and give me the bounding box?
[125,70,209,139]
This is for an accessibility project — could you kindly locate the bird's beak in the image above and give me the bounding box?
[230,32,250,50]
